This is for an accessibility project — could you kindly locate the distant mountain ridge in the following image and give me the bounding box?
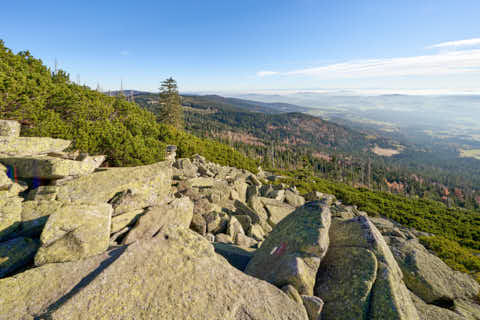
[134,93,393,154]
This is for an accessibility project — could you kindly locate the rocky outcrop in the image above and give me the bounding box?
[34,203,113,266]
[0,155,104,179]
[315,246,377,319]
[391,238,479,305]
[22,226,308,320]
[55,161,173,211]
[284,189,305,207]
[121,197,193,244]
[410,292,465,320]
[0,247,125,319]
[0,195,22,240]
[372,216,480,319]
[0,136,71,157]
[0,170,25,240]
[1,120,479,320]
[261,197,296,226]
[302,295,324,320]
[246,201,331,296]
[315,215,419,320]
[18,200,63,237]
[110,209,144,234]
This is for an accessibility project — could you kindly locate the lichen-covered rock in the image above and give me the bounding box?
[0,156,101,179]
[391,238,480,305]
[410,293,464,320]
[261,197,296,226]
[189,177,214,187]
[235,233,257,248]
[34,203,113,266]
[235,214,252,234]
[319,216,419,320]
[0,165,12,190]
[245,201,331,296]
[122,197,193,244]
[246,196,270,229]
[227,215,245,240]
[108,188,167,216]
[215,233,234,244]
[249,223,266,241]
[190,212,207,235]
[453,299,480,320]
[315,246,377,319]
[173,158,198,178]
[247,174,261,186]
[231,180,248,202]
[267,189,286,201]
[0,136,71,157]
[0,237,39,278]
[0,196,22,240]
[301,295,324,320]
[26,185,58,201]
[44,226,309,320]
[19,200,63,238]
[198,163,214,177]
[110,209,144,234]
[284,190,305,207]
[281,284,303,304]
[55,161,172,209]
[304,191,335,205]
[0,247,124,319]
[203,210,226,232]
[0,120,20,137]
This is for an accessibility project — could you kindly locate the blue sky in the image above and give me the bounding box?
[1,0,480,94]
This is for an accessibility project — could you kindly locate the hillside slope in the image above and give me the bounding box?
[0,41,257,171]
[136,93,394,155]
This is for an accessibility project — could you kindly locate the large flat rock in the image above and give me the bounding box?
[0,136,71,157]
[55,161,172,214]
[43,226,308,320]
[34,203,112,266]
[0,247,124,319]
[19,200,63,238]
[246,201,331,296]
[122,197,193,244]
[0,156,102,179]
[260,197,295,226]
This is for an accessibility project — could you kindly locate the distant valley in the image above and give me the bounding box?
[133,92,480,210]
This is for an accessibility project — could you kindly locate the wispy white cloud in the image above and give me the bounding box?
[257,50,480,79]
[120,50,129,56]
[256,70,279,77]
[428,38,480,49]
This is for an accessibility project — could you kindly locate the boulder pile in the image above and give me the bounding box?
[0,120,479,319]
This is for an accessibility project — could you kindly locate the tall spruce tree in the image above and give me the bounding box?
[158,77,184,130]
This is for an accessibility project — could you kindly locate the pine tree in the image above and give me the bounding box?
[157,77,184,130]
